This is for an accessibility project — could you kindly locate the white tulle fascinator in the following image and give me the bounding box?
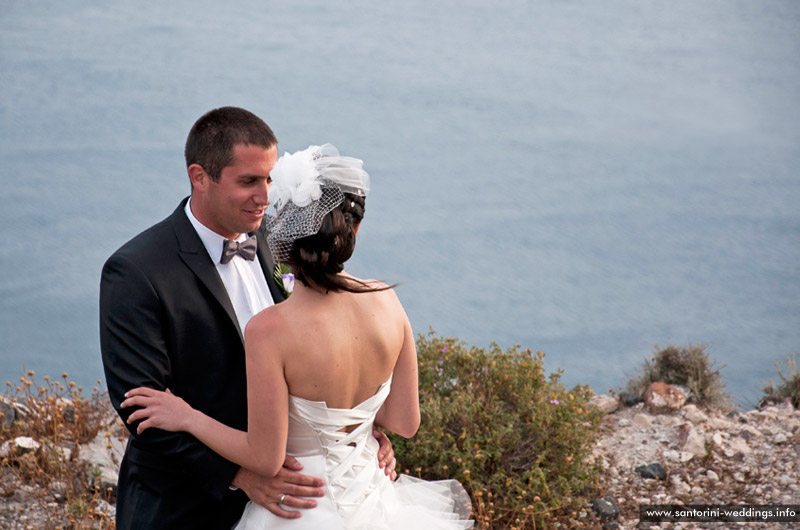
[265,144,369,262]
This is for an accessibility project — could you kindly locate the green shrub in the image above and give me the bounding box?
[390,332,603,529]
[624,344,733,410]
[762,353,800,408]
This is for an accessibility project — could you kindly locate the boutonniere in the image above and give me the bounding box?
[273,263,294,298]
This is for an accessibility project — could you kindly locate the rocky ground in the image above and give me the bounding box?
[1,395,798,529]
[588,395,800,529]
[0,407,124,530]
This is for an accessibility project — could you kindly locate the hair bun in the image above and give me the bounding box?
[286,193,364,292]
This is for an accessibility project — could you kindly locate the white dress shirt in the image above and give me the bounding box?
[185,200,274,336]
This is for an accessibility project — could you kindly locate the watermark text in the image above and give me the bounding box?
[640,504,800,523]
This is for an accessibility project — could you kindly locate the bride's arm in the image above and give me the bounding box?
[122,314,290,478]
[374,308,420,438]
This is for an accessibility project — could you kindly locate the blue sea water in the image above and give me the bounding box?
[1,0,798,408]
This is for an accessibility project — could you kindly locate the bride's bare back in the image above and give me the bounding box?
[244,275,419,439]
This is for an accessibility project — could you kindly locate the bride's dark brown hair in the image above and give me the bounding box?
[285,193,393,294]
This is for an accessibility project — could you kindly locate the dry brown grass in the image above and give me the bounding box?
[1,371,117,529]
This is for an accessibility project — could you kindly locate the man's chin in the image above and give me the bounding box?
[242,221,263,234]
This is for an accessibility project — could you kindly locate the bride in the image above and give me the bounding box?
[122,144,473,529]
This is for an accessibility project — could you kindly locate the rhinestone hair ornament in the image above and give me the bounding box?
[264,143,370,263]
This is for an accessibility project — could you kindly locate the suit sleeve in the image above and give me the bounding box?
[99,253,240,500]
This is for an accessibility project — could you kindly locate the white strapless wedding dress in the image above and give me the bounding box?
[233,376,473,529]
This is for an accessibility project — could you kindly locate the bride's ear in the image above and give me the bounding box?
[353,223,360,236]
[188,164,209,192]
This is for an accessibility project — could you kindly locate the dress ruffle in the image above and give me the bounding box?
[233,375,473,529]
[234,475,473,530]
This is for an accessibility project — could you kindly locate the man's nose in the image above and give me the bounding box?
[255,179,269,205]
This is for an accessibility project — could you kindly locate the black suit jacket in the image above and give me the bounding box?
[100,198,286,529]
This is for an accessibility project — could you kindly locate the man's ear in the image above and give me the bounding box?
[188,164,209,192]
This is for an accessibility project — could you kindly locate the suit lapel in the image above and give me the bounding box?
[170,199,244,342]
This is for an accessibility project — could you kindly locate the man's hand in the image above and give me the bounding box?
[232,456,325,519]
[374,429,397,481]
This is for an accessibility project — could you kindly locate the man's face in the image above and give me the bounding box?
[202,143,278,239]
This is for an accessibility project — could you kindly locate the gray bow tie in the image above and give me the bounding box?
[221,236,257,264]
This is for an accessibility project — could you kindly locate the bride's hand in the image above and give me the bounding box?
[373,429,397,480]
[121,387,195,435]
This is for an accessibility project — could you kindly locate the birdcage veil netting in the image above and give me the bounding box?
[264,144,369,263]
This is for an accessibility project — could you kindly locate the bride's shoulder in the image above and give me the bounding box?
[244,304,291,343]
[360,281,407,317]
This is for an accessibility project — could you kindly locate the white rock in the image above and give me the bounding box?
[712,432,724,446]
[589,394,620,414]
[51,481,67,501]
[0,396,31,420]
[79,431,127,489]
[743,410,763,422]
[663,449,680,461]
[684,430,707,457]
[660,415,683,427]
[49,445,72,461]
[14,436,40,453]
[633,413,653,429]
[708,416,734,430]
[757,407,781,420]
[671,478,691,496]
[706,470,719,482]
[774,432,789,444]
[739,425,763,439]
[95,499,116,519]
[683,404,708,423]
[615,455,631,472]
[55,396,73,408]
[727,437,750,455]
[760,425,776,437]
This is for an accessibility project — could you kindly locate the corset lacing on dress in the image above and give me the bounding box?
[288,376,394,523]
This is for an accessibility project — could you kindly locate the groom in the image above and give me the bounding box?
[100,107,394,529]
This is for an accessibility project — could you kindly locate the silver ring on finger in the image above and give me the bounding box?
[279,494,286,505]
